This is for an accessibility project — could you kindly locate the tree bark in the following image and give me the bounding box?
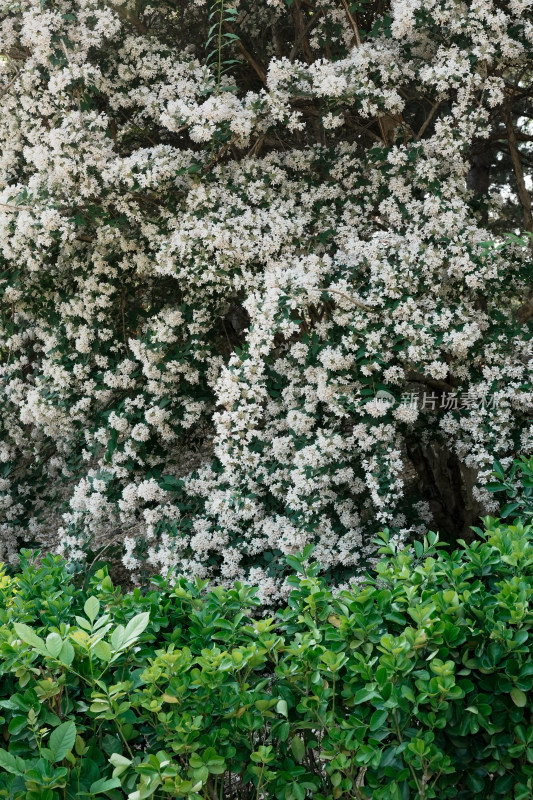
[406,439,485,543]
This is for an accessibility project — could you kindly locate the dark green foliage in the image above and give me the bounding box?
[0,517,531,799]
[486,455,533,523]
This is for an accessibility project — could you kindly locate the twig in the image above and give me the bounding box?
[0,202,30,212]
[247,133,266,157]
[377,113,405,146]
[323,287,374,311]
[340,0,361,47]
[348,116,385,144]
[205,134,240,172]
[503,95,533,322]
[291,0,314,63]
[272,19,284,58]
[223,21,267,85]
[416,99,441,140]
[121,288,130,356]
[0,71,19,99]
[516,297,533,325]
[103,0,149,34]
[289,8,324,62]
[406,371,454,393]
[503,97,533,239]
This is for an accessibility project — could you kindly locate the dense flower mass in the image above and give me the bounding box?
[0,0,532,597]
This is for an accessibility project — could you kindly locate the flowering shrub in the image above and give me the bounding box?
[0,0,532,589]
[0,514,532,799]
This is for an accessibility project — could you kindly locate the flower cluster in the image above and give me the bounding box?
[0,0,532,597]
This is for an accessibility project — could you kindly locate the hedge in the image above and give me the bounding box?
[0,516,531,799]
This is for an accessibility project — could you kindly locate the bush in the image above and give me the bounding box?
[487,456,533,524]
[1,0,533,587]
[0,517,531,800]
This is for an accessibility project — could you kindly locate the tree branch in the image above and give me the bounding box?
[322,288,374,311]
[340,0,361,47]
[503,95,533,323]
[223,22,267,85]
[416,99,441,140]
[289,8,323,62]
[292,0,314,64]
[503,99,533,237]
[103,1,149,34]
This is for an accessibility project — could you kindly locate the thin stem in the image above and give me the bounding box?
[322,287,374,311]
[255,763,265,800]
[503,98,533,238]
[340,0,361,46]
[416,99,441,140]
[392,709,425,797]
[115,716,135,759]
[217,0,224,95]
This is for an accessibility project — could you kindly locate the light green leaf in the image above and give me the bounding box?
[93,640,112,661]
[121,612,150,648]
[511,688,527,708]
[46,632,63,658]
[109,752,132,777]
[276,699,288,718]
[84,596,100,623]
[13,622,46,653]
[110,624,125,651]
[59,639,75,666]
[49,720,76,762]
[90,777,122,793]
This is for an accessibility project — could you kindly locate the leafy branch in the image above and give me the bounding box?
[206,0,240,95]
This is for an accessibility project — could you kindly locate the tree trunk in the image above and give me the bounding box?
[406,439,486,544]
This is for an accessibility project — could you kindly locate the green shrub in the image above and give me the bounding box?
[487,456,533,523]
[0,518,531,800]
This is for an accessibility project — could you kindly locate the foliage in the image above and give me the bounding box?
[486,455,533,524]
[0,1,532,590]
[0,513,531,799]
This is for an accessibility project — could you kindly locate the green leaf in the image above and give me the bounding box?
[93,640,112,661]
[485,482,507,493]
[353,687,378,704]
[13,622,46,652]
[110,624,125,651]
[46,632,63,658]
[109,752,132,778]
[369,709,388,731]
[276,699,288,718]
[290,736,306,763]
[58,640,75,666]
[49,721,76,762]
[500,502,520,519]
[0,749,25,776]
[511,688,527,708]
[492,460,505,480]
[105,429,118,463]
[90,777,122,794]
[278,721,290,742]
[121,612,150,648]
[84,596,100,623]
[285,554,304,574]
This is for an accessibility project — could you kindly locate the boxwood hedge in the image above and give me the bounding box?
[0,515,531,800]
